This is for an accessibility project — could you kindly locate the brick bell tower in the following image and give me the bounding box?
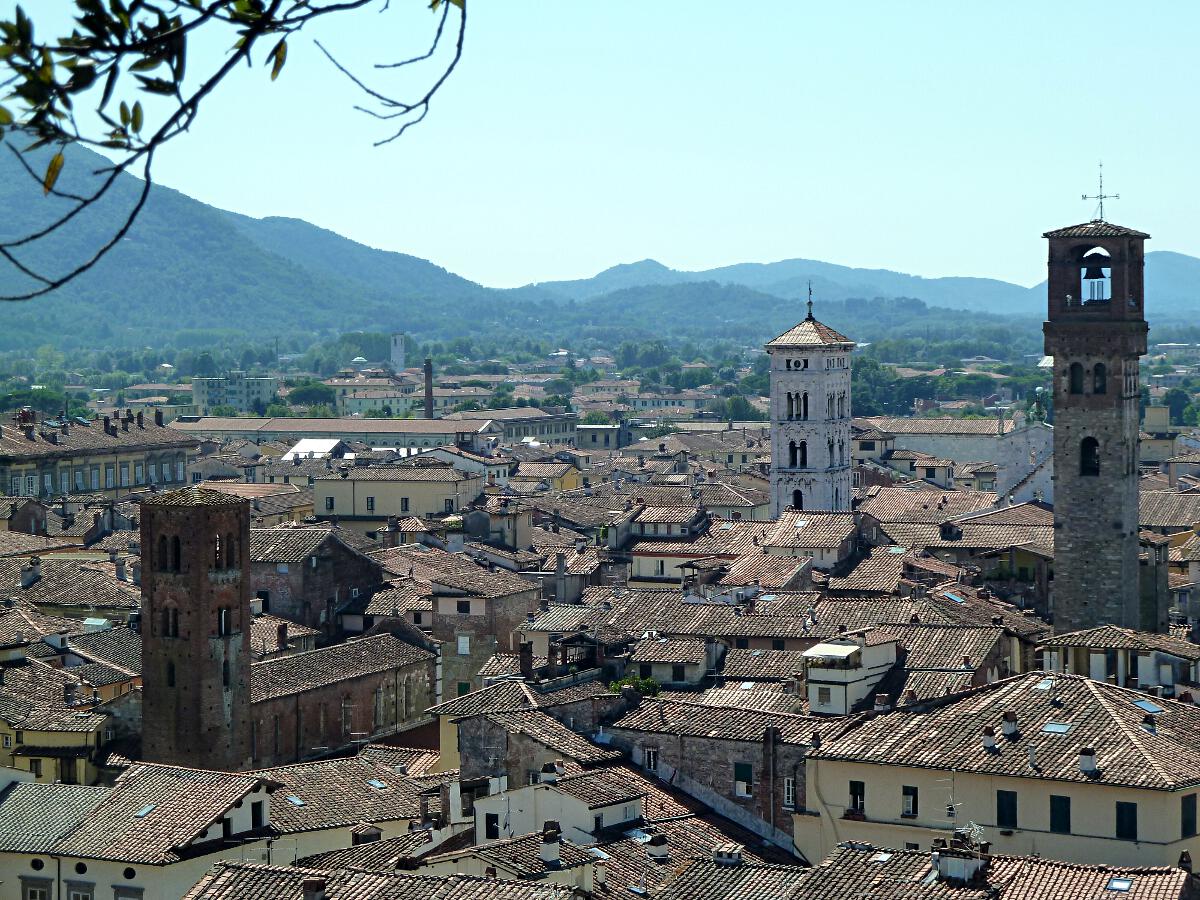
[1042,218,1154,633]
[141,486,253,770]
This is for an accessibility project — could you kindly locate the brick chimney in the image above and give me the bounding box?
[154,408,164,426]
[301,879,327,900]
[20,557,41,589]
[519,641,534,680]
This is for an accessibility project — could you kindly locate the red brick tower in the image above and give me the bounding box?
[140,486,253,770]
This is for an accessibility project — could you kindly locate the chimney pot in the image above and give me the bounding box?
[981,726,997,750]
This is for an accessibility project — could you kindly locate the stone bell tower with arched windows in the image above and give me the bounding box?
[766,299,855,517]
[1043,219,1155,632]
[141,486,253,769]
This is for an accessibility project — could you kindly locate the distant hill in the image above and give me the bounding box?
[533,252,1200,320]
[0,139,1196,355]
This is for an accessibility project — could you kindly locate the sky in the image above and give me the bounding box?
[12,1,1200,288]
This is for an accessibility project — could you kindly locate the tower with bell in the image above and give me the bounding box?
[1042,171,1161,632]
[765,286,855,517]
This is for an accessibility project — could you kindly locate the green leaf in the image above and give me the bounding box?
[0,106,11,126]
[131,100,142,133]
[269,38,286,81]
[42,151,64,195]
[119,100,130,126]
[130,56,162,72]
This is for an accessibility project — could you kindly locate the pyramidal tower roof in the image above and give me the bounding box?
[765,300,854,350]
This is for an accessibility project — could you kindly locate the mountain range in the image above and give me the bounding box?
[0,139,1197,354]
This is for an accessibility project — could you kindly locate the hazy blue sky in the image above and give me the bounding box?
[15,2,1200,288]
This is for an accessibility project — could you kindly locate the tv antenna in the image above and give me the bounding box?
[1082,162,1118,221]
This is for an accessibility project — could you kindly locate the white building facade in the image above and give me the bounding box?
[766,303,855,517]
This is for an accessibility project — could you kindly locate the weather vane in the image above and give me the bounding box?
[1082,161,1118,221]
[806,279,813,319]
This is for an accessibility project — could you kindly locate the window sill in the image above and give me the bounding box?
[900,813,918,820]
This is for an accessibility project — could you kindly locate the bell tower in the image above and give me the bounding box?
[141,486,253,770]
[1042,218,1157,632]
[766,295,855,517]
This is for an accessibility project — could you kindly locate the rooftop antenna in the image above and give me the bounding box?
[1082,161,1118,222]
[806,280,814,320]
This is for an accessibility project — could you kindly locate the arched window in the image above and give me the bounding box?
[1080,246,1111,304]
[161,606,171,637]
[1080,437,1100,477]
[788,441,798,468]
[786,392,793,420]
[799,441,808,468]
[801,392,809,420]
[171,536,181,573]
[157,535,168,572]
[225,533,236,568]
[213,534,222,569]
[792,490,803,511]
[166,661,175,687]
[169,607,178,637]
[828,438,835,464]
[217,606,231,637]
[1069,363,1084,395]
[1093,363,1107,395]
[222,659,230,689]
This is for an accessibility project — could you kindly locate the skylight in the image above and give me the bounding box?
[134,804,156,818]
[1106,877,1134,892]
[623,828,651,843]
[285,795,305,807]
[1035,678,1056,691]
[870,851,893,863]
[760,594,777,602]
[887,546,907,554]
[1042,722,1072,734]
[588,847,611,860]
[944,592,965,604]
[795,519,810,529]
[1133,699,1165,715]
[366,779,388,790]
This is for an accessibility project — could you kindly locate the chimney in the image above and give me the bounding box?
[154,408,164,426]
[646,832,669,861]
[931,848,989,884]
[64,682,77,706]
[962,655,972,668]
[131,561,141,586]
[1078,747,1097,774]
[423,358,434,419]
[981,726,996,751]
[539,822,561,866]
[539,762,559,784]
[114,557,126,581]
[301,879,327,900]
[712,843,744,867]
[1027,745,1038,770]
[136,411,144,428]
[1001,711,1018,738]
[901,689,918,706]
[519,641,534,680]
[277,622,289,650]
[20,557,41,589]
[1179,851,1193,874]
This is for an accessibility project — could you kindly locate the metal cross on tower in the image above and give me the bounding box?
[1082,161,1119,221]
[806,279,814,319]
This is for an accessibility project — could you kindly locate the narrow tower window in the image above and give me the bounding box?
[225,533,236,568]
[1069,363,1084,395]
[1080,437,1100,477]
[799,441,808,468]
[788,441,798,468]
[792,490,803,511]
[157,535,168,572]
[801,393,809,420]
[171,536,181,572]
[1093,363,1107,395]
